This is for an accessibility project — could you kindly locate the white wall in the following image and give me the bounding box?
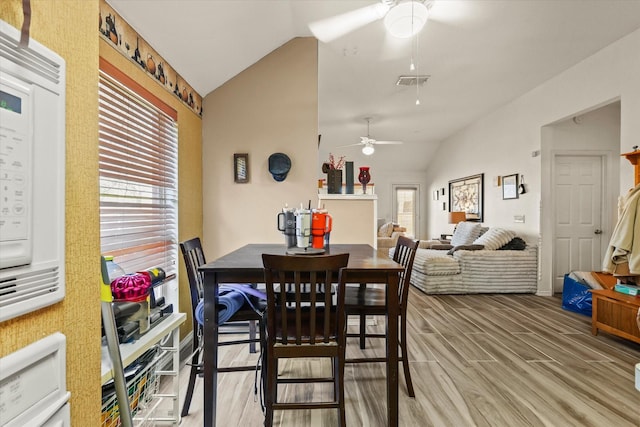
[202,38,319,260]
[425,28,640,294]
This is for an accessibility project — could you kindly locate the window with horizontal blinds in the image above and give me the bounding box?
[98,69,178,279]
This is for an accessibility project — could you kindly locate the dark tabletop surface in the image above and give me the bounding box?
[199,243,403,273]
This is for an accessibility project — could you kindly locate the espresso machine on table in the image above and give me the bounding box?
[277,203,332,254]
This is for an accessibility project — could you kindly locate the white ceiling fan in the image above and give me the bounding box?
[341,117,403,155]
[309,0,431,43]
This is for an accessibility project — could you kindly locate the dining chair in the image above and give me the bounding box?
[179,237,266,417]
[261,253,350,427]
[344,235,419,397]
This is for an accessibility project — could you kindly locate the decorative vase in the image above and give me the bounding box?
[345,161,354,194]
[358,167,371,194]
[327,169,343,194]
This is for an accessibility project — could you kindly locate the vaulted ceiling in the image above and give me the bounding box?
[108,0,640,172]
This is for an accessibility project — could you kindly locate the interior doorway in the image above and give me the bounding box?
[392,184,419,238]
[552,155,604,292]
[541,101,620,295]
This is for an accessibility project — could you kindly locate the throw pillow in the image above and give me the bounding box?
[418,240,446,249]
[431,244,454,250]
[498,236,527,250]
[450,222,482,246]
[378,222,393,237]
[473,228,516,250]
[446,244,485,255]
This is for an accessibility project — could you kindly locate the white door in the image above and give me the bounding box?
[392,185,419,238]
[553,155,604,292]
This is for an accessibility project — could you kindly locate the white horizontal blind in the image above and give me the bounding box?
[98,70,178,278]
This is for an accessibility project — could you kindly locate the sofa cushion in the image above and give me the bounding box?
[450,222,482,246]
[378,222,393,237]
[413,249,461,276]
[473,228,516,250]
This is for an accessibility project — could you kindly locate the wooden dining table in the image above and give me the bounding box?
[198,243,404,427]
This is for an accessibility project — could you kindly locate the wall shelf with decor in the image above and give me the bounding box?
[319,182,375,195]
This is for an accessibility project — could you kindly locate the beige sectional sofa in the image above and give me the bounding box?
[406,222,538,294]
[377,221,407,250]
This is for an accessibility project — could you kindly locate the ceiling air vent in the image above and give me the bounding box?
[396,75,430,86]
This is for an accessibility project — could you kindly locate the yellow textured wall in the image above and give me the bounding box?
[0,1,101,425]
[99,39,203,339]
[0,1,203,424]
[202,37,319,260]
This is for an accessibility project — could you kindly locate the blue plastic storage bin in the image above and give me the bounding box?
[561,274,592,316]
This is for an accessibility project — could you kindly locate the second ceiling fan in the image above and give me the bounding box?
[341,117,403,155]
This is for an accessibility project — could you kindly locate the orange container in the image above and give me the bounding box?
[311,211,332,248]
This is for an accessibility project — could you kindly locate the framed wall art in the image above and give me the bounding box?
[502,173,518,200]
[448,173,484,222]
[234,153,249,183]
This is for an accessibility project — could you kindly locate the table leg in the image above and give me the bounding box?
[359,283,366,349]
[203,273,220,427]
[386,272,399,427]
[591,293,599,336]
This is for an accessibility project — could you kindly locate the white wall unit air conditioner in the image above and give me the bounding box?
[0,20,66,321]
[0,333,70,426]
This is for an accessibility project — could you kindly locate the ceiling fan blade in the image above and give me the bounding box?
[308,3,390,43]
[337,142,364,148]
[428,0,476,26]
[374,140,403,145]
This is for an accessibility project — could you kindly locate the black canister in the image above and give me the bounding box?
[277,209,297,247]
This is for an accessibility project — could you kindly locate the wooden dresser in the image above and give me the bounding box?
[591,289,640,344]
[589,156,640,344]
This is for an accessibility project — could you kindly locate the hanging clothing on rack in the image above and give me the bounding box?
[603,183,640,276]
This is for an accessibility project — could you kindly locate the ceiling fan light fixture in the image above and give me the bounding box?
[384,1,429,38]
[362,143,375,155]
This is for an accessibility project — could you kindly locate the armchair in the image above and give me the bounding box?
[377,221,407,250]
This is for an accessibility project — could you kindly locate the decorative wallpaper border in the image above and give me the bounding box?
[99,0,202,117]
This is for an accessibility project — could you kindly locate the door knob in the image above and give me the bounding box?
[594,229,603,235]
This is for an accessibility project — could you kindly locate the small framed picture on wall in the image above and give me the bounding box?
[502,174,518,200]
[234,153,249,183]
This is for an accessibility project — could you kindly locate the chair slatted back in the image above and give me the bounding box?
[180,237,206,328]
[393,236,419,307]
[262,254,349,346]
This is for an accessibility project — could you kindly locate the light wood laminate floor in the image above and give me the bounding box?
[168,291,640,426]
